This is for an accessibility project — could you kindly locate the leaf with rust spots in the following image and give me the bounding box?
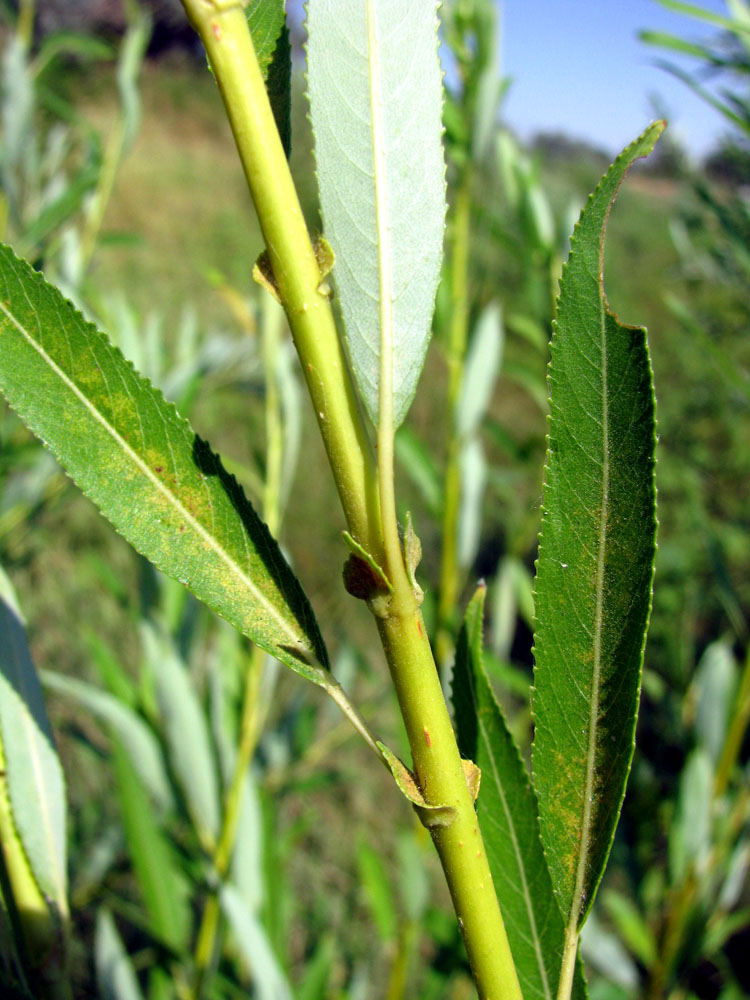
[532,123,661,933]
[0,242,329,684]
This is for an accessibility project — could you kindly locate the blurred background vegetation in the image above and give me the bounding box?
[0,0,748,998]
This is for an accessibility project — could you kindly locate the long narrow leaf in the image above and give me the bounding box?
[306,0,446,428]
[142,623,220,847]
[532,123,662,936]
[220,884,293,1000]
[95,909,146,1000]
[41,669,173,812]
[453,587,586,1000]
[0,568,67,918]
[0,243,329,682]
[110,736,190,951]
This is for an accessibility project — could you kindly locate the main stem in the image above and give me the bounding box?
[179,4,522,997]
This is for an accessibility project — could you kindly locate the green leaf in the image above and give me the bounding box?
[458,437,486,569]
[41,670,173,812]
[669,748,713,883]
[141,623,220,848]
[246,0,291,158]
[452,586,587,1000]
[95,909,146,1000]
[693,640,736,765]
[110,736,190,951]
[356,836,397,943]
[531,123,662,934]
[0,567,67,917]
[219,884,292,1000]
[456,302,504,438]
[306,0,446,428]
[395,424,441,517]
[0,243,329,683]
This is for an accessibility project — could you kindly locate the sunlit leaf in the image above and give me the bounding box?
[220,884,293,1000]
[0,243,329,683]
[142,622,220,847]
[532,123,663,933]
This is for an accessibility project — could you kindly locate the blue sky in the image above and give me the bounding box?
[498,0,731,158]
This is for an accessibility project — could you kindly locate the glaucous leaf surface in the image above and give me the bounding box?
[0,243,329,682]
[532,123,663,930]
[0,567,67,914]
[306,0,446,427]
[453,587,586,1000]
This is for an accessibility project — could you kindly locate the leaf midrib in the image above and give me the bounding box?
[0,294,311,661]
[567,293,610,935]
[366,0,393,436]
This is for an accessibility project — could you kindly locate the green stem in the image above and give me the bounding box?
[436,178,472,667]
[180,0,382,560]
[192,643,266,996]
[178,5,522,997]
[366,0,402,587]
[375,601,522,1000]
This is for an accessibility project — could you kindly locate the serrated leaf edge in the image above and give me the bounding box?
[531,122,663,933]
[0,245,322,670]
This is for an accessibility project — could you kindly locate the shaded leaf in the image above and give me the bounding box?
[142,623,220,848]
[395,424,441,517]
[531,123,662,931]
[0,568,67,916]
[357,836,397,943]
[0,243,329,682]
[452,586,586,1000]
[110,736,190,951]
[307,0,446,427]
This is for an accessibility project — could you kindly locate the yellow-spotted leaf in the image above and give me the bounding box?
[532,124,662,966]
[0,243,328,683]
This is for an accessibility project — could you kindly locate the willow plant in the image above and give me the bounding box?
[0,2,664,998]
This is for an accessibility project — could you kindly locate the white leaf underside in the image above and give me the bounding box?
[307,0,446,427]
